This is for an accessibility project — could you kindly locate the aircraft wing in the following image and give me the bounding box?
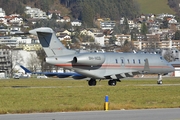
[19,64,86,79]
[104,69,140,79]
[47,72,87,79]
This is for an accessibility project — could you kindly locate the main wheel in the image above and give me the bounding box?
[88,79,97,86]
[108,80,117,86]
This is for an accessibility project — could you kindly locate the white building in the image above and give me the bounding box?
[168,18,178,24]
[100,21,116,30]
[0,36,32,47]
[80,29,95,38]
[115,34,131,46]
[156,13,175,20]
[0,8,5,17]
[170,61,180,77]
[0,48,11,77]
[94,34,104,46]
[9,14,23,25]
[25,6,47,19]
[0,8,6,25]
[71,20,82,26]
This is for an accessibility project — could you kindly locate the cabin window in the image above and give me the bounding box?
[115,59,118,63]
[133,59,135,64]
[127,59,130,64]
[121,59,124,64]
[138,59,141,64]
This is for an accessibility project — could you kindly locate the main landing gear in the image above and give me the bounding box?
[88,78,97,86]
[157,74,163,85]
[88,79,120,86]
[108,79,117,86]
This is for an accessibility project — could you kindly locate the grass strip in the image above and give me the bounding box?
[0,77,179,114]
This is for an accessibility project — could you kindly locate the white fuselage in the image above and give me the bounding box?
[46,52,174,79]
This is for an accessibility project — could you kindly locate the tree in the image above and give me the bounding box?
[113,23,122,34]
[121,41,135,52]
[51,13,57,20]
[81,3,94,27]
[174,30,180,40]
[36,49,46,72]
[141,22,148,35]
[130,28,139,41]
[122,17,130,34]
[36,49,55,72]
[109,35,116,44]
[160,17,169,29]
[163,49,175,62]
[27,52,41,72]
[141,22,148,40]
[11,50,24,73]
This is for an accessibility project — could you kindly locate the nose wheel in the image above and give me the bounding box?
[157,74,163,85]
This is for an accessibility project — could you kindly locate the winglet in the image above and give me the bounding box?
[143,59,150,72]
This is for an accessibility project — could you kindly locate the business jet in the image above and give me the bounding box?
[28,27,174,86]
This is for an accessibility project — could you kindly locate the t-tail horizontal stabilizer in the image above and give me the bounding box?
[143,58,150,73]
[29,27,76,57]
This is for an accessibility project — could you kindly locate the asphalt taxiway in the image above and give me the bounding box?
[1,108,180,120]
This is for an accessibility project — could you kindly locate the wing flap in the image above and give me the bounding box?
[105,70,140,79]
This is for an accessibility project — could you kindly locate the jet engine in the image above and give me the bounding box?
[73,53,105,66]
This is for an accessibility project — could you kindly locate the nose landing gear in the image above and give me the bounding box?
[157,74,163,84]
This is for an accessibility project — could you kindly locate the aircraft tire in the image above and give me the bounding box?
[88,79,96,86]
[108,80,116,86]
[157,80,163,85]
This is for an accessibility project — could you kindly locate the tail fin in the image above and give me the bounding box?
[29,27,76,57]
[19,65,32,74]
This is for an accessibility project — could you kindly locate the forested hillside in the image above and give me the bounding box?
[0,0,70,16]
[0,0,178,27]
[168,0,180,15]
[60,0,139,26]
[0,0,139,26]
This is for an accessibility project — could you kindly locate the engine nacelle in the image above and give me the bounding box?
[73,53,105,66]
[45,55,73,64]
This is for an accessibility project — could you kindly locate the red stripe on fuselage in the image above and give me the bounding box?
[55,63,170,69]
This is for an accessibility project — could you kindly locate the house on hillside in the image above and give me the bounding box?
[100,20,116,30]
[71,19,82,26]
[0,8,5,17]
[25,6,47,19]
[94,34,104,46]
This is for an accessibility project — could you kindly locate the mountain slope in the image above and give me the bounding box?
[136,0,175,14]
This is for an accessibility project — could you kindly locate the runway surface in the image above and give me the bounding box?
[1,108,180,120]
